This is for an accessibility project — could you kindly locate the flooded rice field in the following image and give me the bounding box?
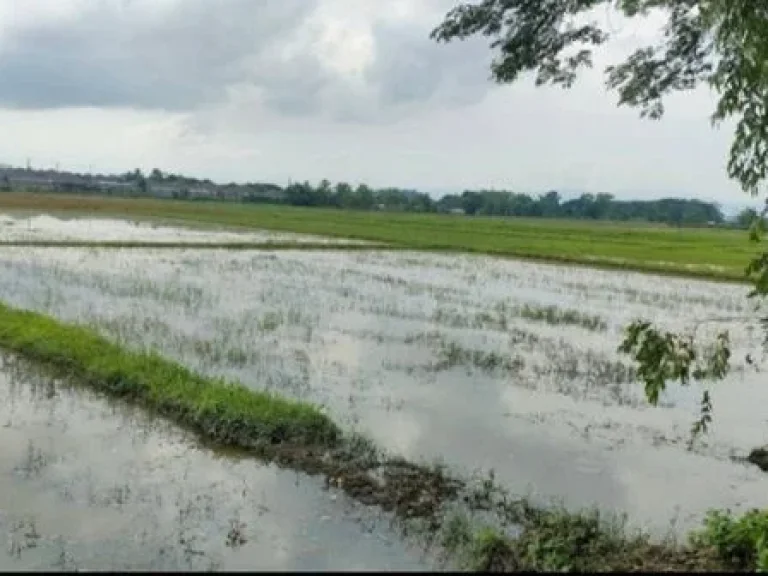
[1,239,768,539]
[0,213,370,245]
[0,354,432,571]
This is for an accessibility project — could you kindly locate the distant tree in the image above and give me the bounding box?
[136,174,148,194]
[334,182,355,208]
[539,190,561,218]
[592,193,615,220]
[150,168,163,181]
[354,184,375,210]
[124,168,144,182]
[432,0,768,445]
[736,208,760,230]
[316,179,333,206]
[461,191,484,215]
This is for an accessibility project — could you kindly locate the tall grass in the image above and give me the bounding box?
[0,301,339,448]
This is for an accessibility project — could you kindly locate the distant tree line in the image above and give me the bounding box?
[4,164,728,227]
[435,190,724,225]
[275,181,726,226]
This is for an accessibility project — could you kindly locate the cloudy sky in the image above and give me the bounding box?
[0,0,750,204]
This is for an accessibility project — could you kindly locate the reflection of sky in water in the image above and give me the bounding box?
[0,244,766,537]
[0,213,368,244]
[0,360,430,571]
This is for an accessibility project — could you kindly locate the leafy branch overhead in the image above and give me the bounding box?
[618,320,729,442]
[618,321,730,405]
[432,0,768,442]
[431,0,768,197]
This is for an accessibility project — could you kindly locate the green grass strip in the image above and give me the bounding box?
[0,301,340,448]
[0,192,761,283]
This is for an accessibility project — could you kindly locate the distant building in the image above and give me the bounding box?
[189,185,216,199]
[0,166,283,206]
[94,180,137,193]
[6,174,55,190]
[149,183,183,198]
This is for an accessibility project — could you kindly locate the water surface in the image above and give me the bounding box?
[0,355,432,571]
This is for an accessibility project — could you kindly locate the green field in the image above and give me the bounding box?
[0,192,760,281]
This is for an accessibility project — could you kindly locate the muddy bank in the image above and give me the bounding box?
[0,354,432,571]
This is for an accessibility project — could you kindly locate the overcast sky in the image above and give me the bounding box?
[0,0,752,204]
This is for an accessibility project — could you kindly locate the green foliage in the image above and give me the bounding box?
[467,528,516,572]
[430,0,610,89]
[6,162,729,224]
[432,0,768,197]
[619,321,729,443]
[431,1,768,439]
[437,190,724,224]
[619,321,730,404]
[513,508,644,572]
[0,302,340,448]
[691,509,768,571]
[745,202,768,303]
[736,207,762,230]
[440,502,738,572]
[271,179,726,225]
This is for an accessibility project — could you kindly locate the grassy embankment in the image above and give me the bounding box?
[0,192,760,283]
[0,300,765,571]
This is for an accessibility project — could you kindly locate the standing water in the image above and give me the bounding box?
[0,354,434,571]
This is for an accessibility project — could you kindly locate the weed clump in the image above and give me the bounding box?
[690,509,768,571]
[434,340,525,375]
[517,303,608,332]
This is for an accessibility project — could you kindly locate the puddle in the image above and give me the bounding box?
[0,212,369,245]
[0,355,433,571]
[0,246,767,538]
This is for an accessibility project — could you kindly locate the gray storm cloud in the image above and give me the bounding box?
[0,0,493,121]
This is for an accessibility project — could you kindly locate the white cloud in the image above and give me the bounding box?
[0,0,749,204]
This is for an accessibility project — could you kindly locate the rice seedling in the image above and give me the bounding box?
[0,236,763,572]
[432,339,526,376]
[516,303,607,332]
